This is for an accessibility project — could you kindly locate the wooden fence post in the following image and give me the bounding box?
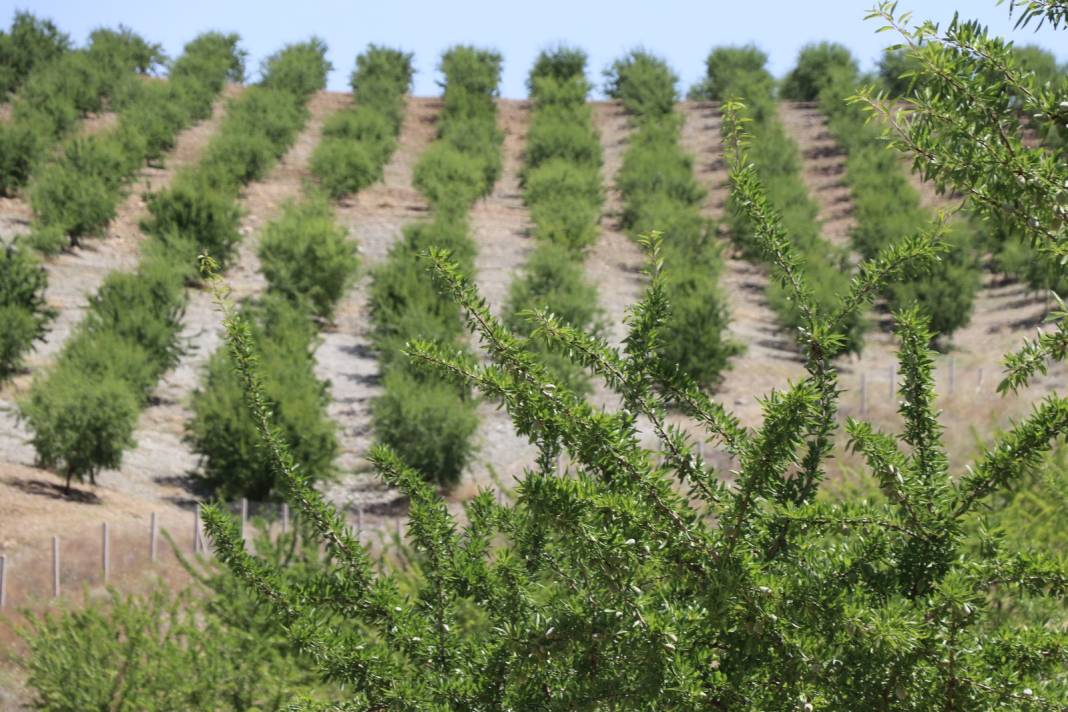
[357,505,363,534]
[0,555,6,609]
[194,505,202,554]
[52,536,60,598]
[150,512,158,562]
[101,522,109,583]
[241,498,248,541]
[281,503,289,535]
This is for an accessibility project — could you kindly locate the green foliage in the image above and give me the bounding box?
[0,24,161,195]
[25,31,243,248]
[369,218,473,369]
[368,46,501,486]
[310,45,410,199]
[689,45,773,102]
[0,242,54,377]
[259,36,330,99]
[372,368,478,489]
[878,47,922,97]
[612,54,739,385]
[704,46,864,352]
[0,11,69,97]
[189,297,337,500]
[19,367,138,491]
[352,44,414,130]
[603,49,678,119]
[815,47,981,338]
[258,196,358,320]
[200,37,1068,692]
[143,171,243,264]
[528,44,588,90]
[22,533,333,710]
[21,37,323,490]
[504,242,603,394]
[29,136,130,243]
[780,41,858,101]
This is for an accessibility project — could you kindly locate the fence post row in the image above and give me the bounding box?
[102,521,110,583]
[52,535,60,599]
[150,512,158,562]
[194,504,203,554]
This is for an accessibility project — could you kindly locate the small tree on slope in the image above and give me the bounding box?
[201,4,1068,709]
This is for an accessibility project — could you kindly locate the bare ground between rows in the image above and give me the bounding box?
[315,97,441,514]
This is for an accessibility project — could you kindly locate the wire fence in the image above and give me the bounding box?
[0,358,1055,610]
[0,499,406,611]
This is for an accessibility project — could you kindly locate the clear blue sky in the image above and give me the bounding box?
[8,0,1066,98]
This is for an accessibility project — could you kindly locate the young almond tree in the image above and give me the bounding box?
[202,3,1068,708]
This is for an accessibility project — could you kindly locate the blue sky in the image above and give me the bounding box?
[8,0,1067,97]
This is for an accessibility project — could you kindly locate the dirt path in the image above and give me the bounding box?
[89,91,345,506]
[314,97,440,513]
[778,101,855,250]
[586,101,646,354]
[460,99,541,498]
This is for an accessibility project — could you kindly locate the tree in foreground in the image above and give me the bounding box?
[190,4,1068,708]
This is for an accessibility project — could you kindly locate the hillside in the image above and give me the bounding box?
[0,88,1063,571]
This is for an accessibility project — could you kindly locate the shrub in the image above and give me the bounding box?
[311,138,385,199]
[259,37,330,99]
[611,49,738,383]
[199,19,1068,692]
[352,44,413,130]
[369,219,472,366]
[372,368,477,489]
[780,41,858,101]
[22,549,329,709]
[19,367,138,491]
[30,136,128,240]
[528,44,588,88]
[368,45,500,488]
[82,258,186,379]
[0,242,54,377]
[310,45,410,199]
[504,243,603,394]
[522,108,601,172]
[258,196,359,319]
[706,45,863,352]
[20,34,325,494]
[321,109,395,152]
[603,49,678,119]
[0,11,69,97]
[143,171,242,265]
[0,120,47,195]
[188,297,337,500]
[689,45,775,105]
[412,142,488,214]
[814,49,982,338]
[0,306,39,381]
[24,32,244,248]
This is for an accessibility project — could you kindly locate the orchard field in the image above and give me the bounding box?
[1,2,1068,708]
